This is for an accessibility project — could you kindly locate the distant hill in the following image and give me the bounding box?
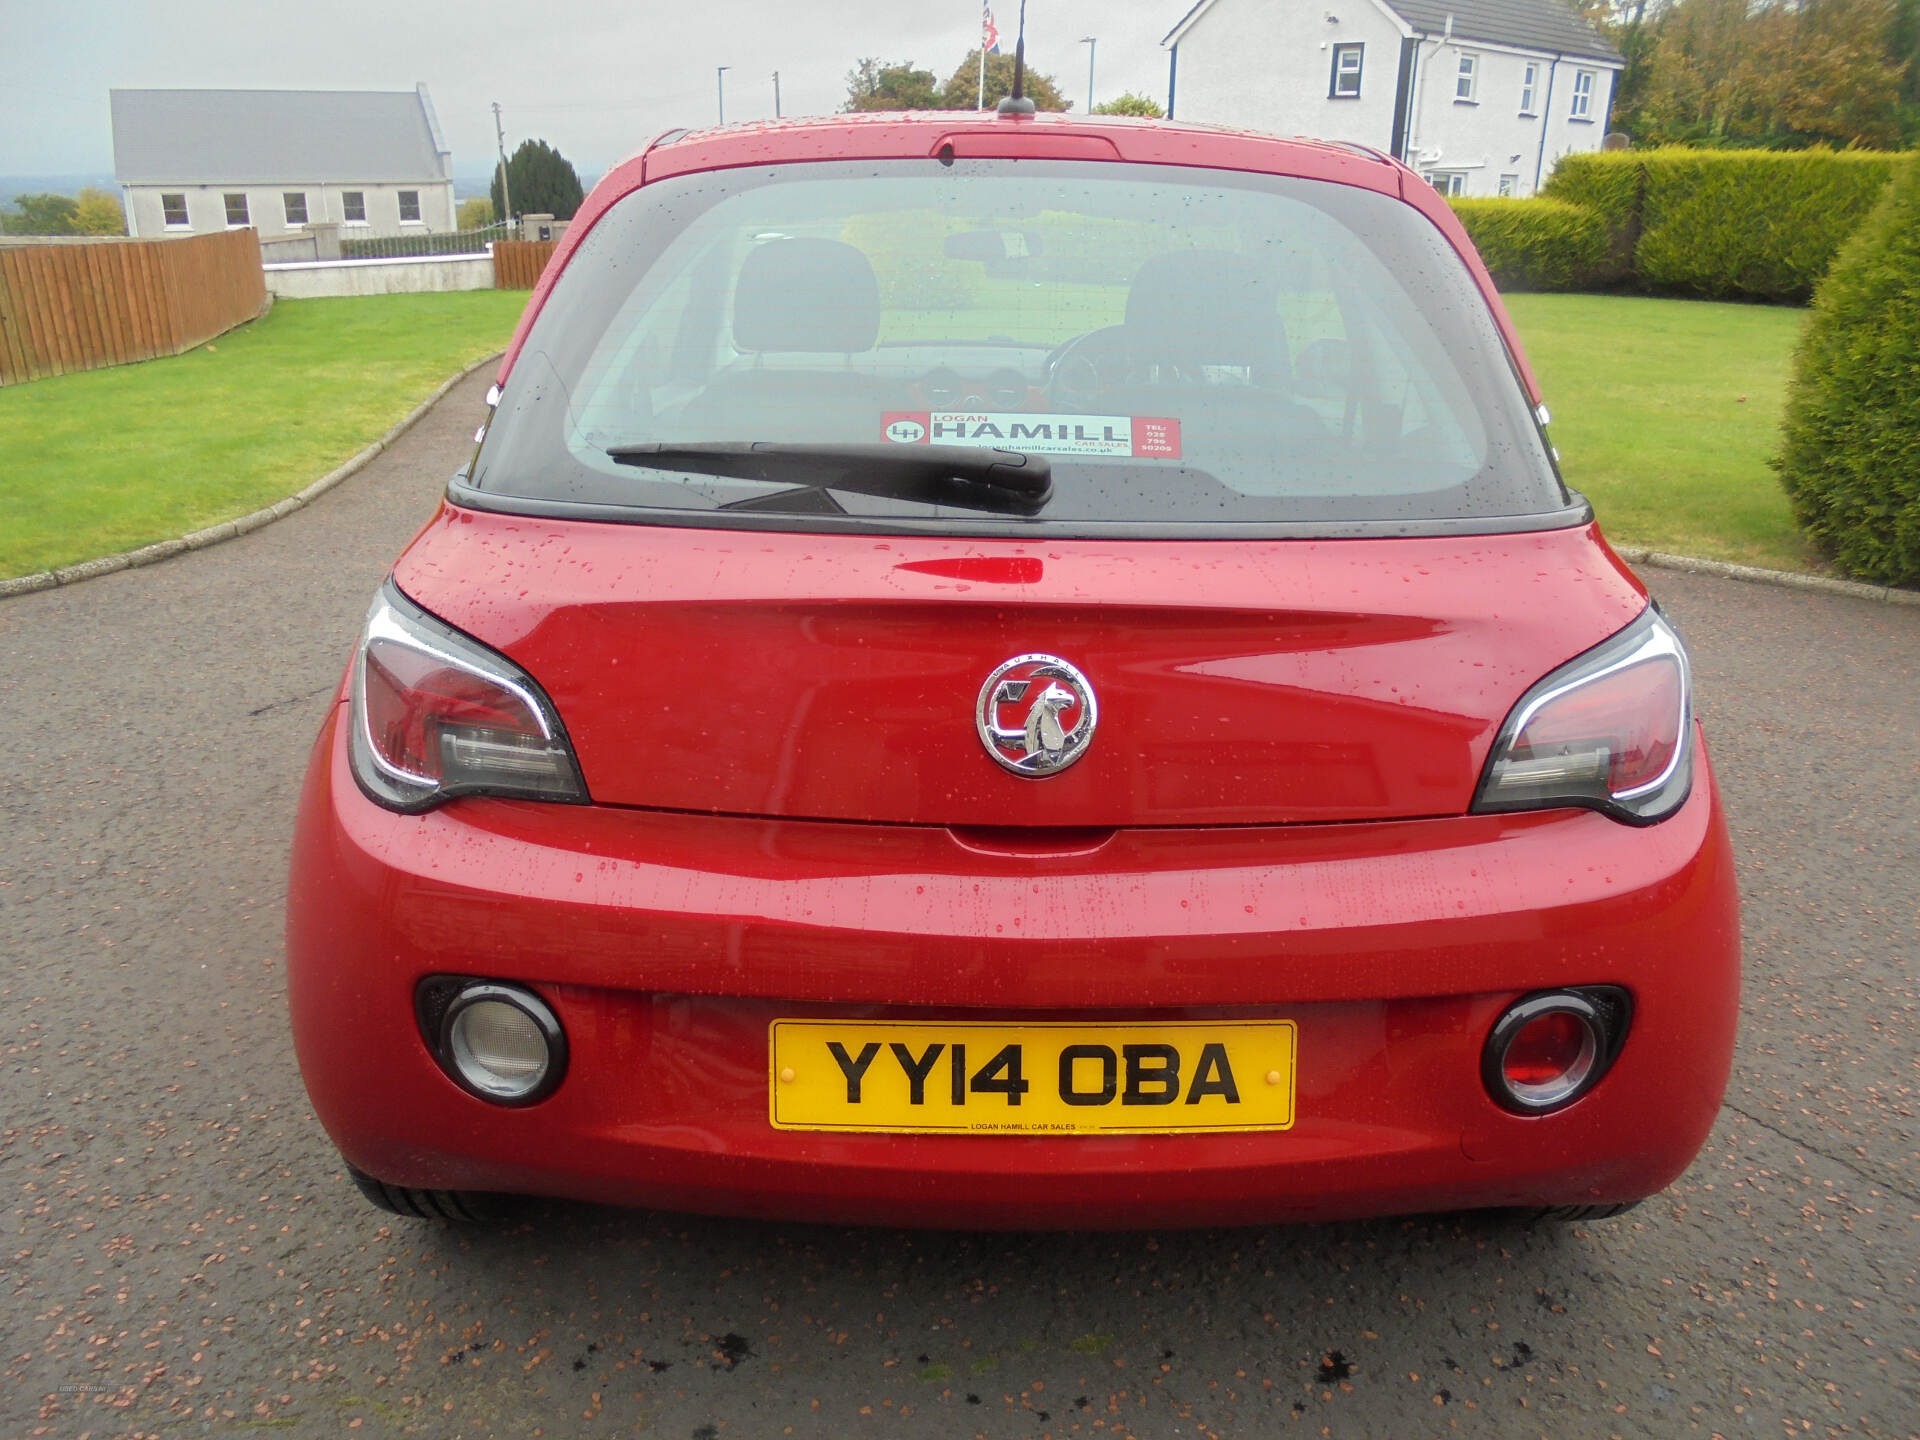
[453,167,605,203]
[0,174,118,207]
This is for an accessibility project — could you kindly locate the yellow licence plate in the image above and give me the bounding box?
[769,1020,1296,1134]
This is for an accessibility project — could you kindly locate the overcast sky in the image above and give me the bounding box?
[0,0,1189,179]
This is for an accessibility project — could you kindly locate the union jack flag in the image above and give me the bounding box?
[983,3,1001,53]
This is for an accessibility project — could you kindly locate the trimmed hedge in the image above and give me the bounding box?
[1635,150,1899,301]
[1543,148,1900,302]
[839,210,980,310]
[1447,198,1608,291]
[1536,151,1642,284]
[1774,155,1920,586]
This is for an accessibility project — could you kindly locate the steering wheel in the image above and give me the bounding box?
[1045,326,1190,410]
[1044,327,1133,410]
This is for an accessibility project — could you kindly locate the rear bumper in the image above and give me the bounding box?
[287,706,1741,1228]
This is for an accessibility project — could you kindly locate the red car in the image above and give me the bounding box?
[287,109,1740,1228]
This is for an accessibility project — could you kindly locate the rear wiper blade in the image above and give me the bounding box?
[605,441,1051,516]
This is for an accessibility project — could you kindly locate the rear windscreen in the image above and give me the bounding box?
[471,158,1570,533]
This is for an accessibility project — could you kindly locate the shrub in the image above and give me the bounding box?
[1092,92,1165,118]
[1447,197,1608,291]
[1775,155,1920,585]
[1545,147,1898,302]
[1539,151,1644,283]
[1634,148,1898,301]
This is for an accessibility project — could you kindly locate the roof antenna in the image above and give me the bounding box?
[997,0,1036,115]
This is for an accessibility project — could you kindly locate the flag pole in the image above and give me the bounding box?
[978,3,988,109]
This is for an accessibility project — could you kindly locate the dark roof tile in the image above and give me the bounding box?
[1385,0,1623,62]
[111,88,449,186]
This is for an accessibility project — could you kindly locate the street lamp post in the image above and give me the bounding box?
[491,101,512,225]
[1081,36,1097,113]
[773,70,781,119]
[716,65,730,125]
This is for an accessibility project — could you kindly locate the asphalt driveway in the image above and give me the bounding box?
[3,368,1915,1438]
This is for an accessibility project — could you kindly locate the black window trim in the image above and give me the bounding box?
[445,473,1594,541]
[1329,43,1365,99]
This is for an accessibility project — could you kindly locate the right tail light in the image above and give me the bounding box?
[1473,605,1692,825]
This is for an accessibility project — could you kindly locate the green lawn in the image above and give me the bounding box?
[905,288,1814,571]
[1504,293,1811,571]
[1,291,526,579]
[2,286,1811,580]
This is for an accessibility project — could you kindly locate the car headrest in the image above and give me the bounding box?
[733,238,881,354]
[1124,250,1286,374]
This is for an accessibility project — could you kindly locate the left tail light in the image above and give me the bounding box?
[1472,605,1692,825]
[347,581,587,813]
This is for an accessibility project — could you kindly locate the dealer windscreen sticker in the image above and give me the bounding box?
[882,412,1181,459]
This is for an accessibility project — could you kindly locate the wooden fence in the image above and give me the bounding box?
[0,228,267,386]
[494,240,558,290]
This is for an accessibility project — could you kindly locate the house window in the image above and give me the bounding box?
[283,191,308,226]
[1498,174,1519,196]
[1454,53,1478,102]
[161,193,189,228]
[1520,62,1539,115]
[223,193,249,227]
[398,190,422,223]
[1571,69,1596,120]
[342,191,367,224]
[1427,171,1468,196]
[1330,43,1364,98]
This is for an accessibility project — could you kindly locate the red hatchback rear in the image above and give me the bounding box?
[287,112,1739,1228]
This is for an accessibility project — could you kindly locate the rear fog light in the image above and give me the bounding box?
[1482,989,1629,1114]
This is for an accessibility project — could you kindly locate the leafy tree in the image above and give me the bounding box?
[843,58,942,112]
[940,50,1072,111]
[1628,0,1904,147]
[1633,0,1776,143]
[2,192,80,235]
[73,187,126,235]
[1600,0,1669,139]
[456,196,495,230]
[489,139,584,222]
[1781,0,1906,145]
[1092,91,1165,117]
[1892,0,1920,139]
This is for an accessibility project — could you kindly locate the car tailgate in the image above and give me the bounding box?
[393,508,1646,828]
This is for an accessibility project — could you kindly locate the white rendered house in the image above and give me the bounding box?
[1163,0,1623,197]
[111,85,456,240]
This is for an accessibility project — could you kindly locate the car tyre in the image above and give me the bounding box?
[346,1163,515,1222]
[1533,1200,1643,1223]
